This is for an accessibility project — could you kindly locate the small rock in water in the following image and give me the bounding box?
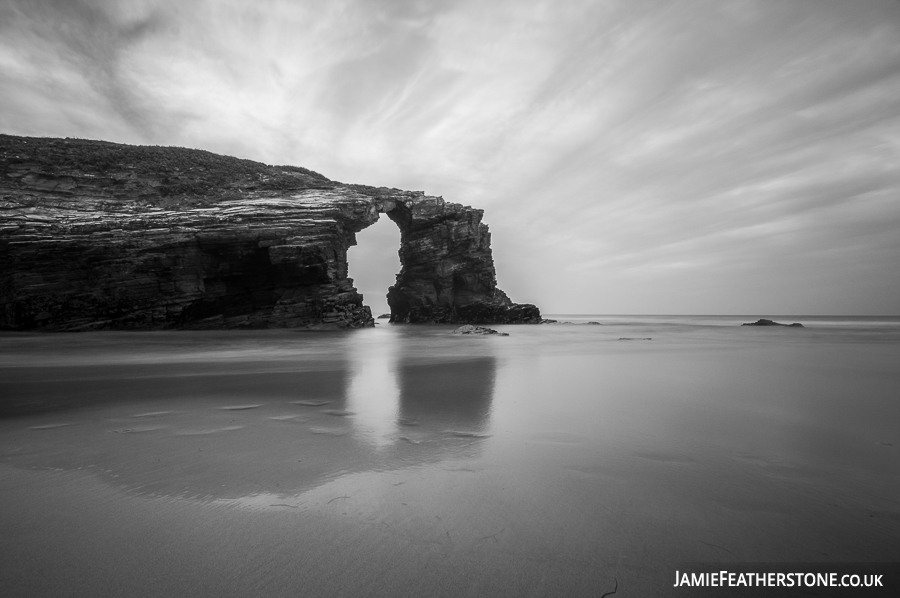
[541,319,559,324]
[741,318,803,327]
[586,321,602,325]
[452,324,509,336]
[618,337,652,341]
[376,313,391,319]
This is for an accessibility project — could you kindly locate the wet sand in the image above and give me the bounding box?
[1,320,898,596]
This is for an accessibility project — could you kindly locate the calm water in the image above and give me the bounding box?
[1,316,898,596]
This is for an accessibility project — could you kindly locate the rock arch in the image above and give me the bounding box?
[350,186,541,325]
[0,135,541,330]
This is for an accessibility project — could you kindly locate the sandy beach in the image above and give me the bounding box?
[1,318,898,596]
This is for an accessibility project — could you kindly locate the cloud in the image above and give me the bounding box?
[0,0,172,137]
[1,0,899,313]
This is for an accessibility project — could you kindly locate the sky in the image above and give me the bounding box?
[2,0,899,315]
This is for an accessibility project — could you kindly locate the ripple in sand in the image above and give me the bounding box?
[175,425,244,435]
[308,426,348,436]
[446,430,491,438]
[131,410,179,418]
[322,409,354,417]
[269,415,306,422]
[29,423,74,430]
[109,425,166,434]
[289,400,331,407]
[220,404,262,411]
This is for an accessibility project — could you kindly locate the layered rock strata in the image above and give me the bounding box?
[0,134,540,331]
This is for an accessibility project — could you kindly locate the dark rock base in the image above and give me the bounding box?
[451,325,508,336]
[742,319,804,327]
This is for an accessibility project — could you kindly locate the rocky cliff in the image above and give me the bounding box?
[0,134,541,331]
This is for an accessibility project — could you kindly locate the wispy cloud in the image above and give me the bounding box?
[2,0,899,313]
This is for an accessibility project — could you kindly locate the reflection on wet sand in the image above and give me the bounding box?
[0,330,500,503]
[396,357,496,435]
[2,323,898,597]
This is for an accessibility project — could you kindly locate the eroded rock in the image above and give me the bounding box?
[451,324,509,336]
[0,134,541,330]
[741,319,804,327]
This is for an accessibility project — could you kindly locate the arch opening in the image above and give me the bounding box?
[347,213,402,319]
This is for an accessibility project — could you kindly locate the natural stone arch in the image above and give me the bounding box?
[348,188,540,325]
[0,135,540,330]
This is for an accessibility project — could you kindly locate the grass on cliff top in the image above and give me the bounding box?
[0,134,335,198]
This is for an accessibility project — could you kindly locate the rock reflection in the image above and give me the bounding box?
[396,357,496,435]
[345,329,401,446]
[0,330,501,504]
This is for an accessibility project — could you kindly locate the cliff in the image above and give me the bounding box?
[0,134,541,331]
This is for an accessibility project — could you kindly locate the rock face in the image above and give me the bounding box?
[381,188,539,324]
[0,134,541,331]
[741,319,804,327]
[451,324,508,336]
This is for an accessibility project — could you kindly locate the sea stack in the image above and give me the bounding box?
[0,134,541,331]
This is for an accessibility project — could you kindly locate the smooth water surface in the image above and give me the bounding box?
[1,317,898,596]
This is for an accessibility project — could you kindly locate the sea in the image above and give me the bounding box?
[1,315,898,597]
